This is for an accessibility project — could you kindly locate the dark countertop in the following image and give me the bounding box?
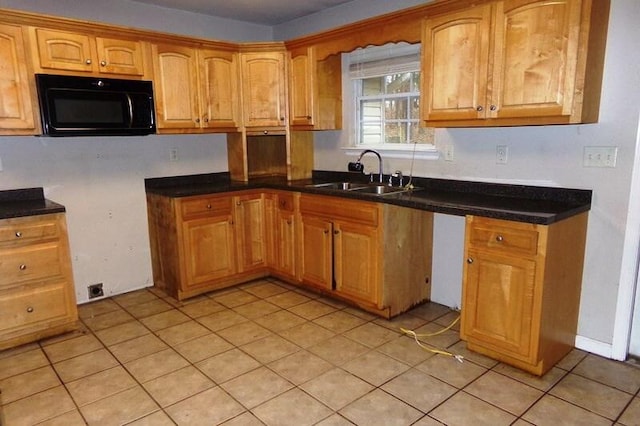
[0,188,66,220]
[145,171,592,225]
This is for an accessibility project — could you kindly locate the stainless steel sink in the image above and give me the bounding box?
[307,182,420,196]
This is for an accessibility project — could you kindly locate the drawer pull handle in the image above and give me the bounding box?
[467,258,473,264]
[19,264,27,271]
[26,306,34,313]
[496,235,504,242]
[15,231,22,238]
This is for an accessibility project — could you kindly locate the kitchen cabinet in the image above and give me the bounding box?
[299,194,432,317]
[264,191,297,279]
[0,23,37,134]
[460,213,588,375]
[29,27,146,76]
[421,0,609,126]
[288,46,342,130]
[240,48,287,129]
[0,213,78,351]
[146,191,269,300]
[152,43,241,132]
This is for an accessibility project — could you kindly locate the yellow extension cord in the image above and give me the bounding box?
[400,315,465,363]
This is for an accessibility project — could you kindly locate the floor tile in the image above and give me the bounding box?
[301,368,374,410]
[37,409,87,426]
[77,298,121,319]
[143,365,215,407]
[464,370,543,416]
[258,309,307,332]
[268,350,333,385]
[1,385,77,425]
[94,320,150,346]
[376,336,435,366]
[79,385,159,425]
[408,302,452,321]
[556,348,589,371]
[42,332,104,363]
[416,353,487,388]
[342,322,400,348]
[178,298,226,318]
[381,368,457,412]
[221,366,294,408]
[196,348,261,383]
[112,289,159,307]
[139,308,191,331]
[446,340,499,368]
[522,394,611,425]
[549,372,633,420]
[315,413,355,426]
[166,386,245,424]
[174,332,234,363]
[313,310,367,334]
[221,411,265,425]
[373,312,428,333]
[308,335,369,365]
[81,308,135,331]
[108,333,168,363]
[126,410,176,426]
[241,333,300,364]
[65,365,137,406]
[124,348,190,383]
[253,388,333,425]
[155,320,210,346]
[411,322,461,350]
[573,353,640,394]
[233,299,282,319]
[266,290,312,308]
[339,388,423,426]
[214,290,260,308]
[430,391,516,426]
[0,347,49,380]
[278,321,336,348]
[217,320,273,346]
[53,348,119,382]
[288,300,337,320]
[124,298,174,319]
[197,309,249,331]
[619,396,640,426]
[492,363,566,391]
[242,280,289,298]
[342,350,410,386]
[0,365,60,404]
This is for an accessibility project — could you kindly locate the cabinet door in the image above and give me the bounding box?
[0,24,36,131]
[182,215,236,288]
[240,52,287,127]
[333,221,379,305]
[289,49,314,127]
[234,193,266,273]
[462,248,537,362]
[199,49,240,129]
[32,28,94,73]
[421,4,491,121]
[300,215,332,290]
[95,37,144,76]
[152,44,200,129]
[491,0,582,119]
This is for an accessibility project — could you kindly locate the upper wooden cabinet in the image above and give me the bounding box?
[29,27,146,76]
[421,0,610,126]
[288,47,342,130]
[152,43,240,132]
[0,23,37,134]
[240,49,287,129]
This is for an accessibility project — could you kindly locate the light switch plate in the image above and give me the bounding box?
[584,146,617,167]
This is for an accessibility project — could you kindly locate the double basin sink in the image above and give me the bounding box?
[307,181,420,196]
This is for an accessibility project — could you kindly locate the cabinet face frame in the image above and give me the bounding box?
[240,51,288,128]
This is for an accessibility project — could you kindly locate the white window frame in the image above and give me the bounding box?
[342,43,439,160]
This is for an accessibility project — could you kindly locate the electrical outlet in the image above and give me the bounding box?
[444,145,454,162]
[496,145,508,164]
[169,148,179,162]
[88,283,104,299]
[583,146,617,167]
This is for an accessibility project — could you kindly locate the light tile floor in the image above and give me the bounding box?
[2,278,640,425]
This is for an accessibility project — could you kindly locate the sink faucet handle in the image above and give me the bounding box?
[391,170,404,187]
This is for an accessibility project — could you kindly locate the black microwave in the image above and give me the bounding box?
[35,74,156,136]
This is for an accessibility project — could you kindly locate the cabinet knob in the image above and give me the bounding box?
[100,60,107,66]
[204,117,209,123]
[280,117,285,121]
[467,258,474,264]
[323,230,329,234]
[306,116,312,119]
[85,58,92,65]
[490,104,497,111]
[19,264,27,271]
[263,130,269,135]
[236,201,241,206]
[496,235,504,242]
[333,230,339,235]
[206,204,212,209]
[15,231,22,238]
[26,306,34,313]
[195,118,201,123]
[476,105,484,112]
[286,219,292,225]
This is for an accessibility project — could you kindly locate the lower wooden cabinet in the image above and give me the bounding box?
[299,194,433,318]
[0,213,78,350]
[460,213,588,375]
[264,191,297,280]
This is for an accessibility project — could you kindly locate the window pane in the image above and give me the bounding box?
[385,73,411,94]
[361,100,383,121]
[362,77,384,95]
[385,99,408,120]
[385,122,407,144]
[413,71,421,92]
[362,122,382,144]
[410,96,420,119]
[409,123,433,144]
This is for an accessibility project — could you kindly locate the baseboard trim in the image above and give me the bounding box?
[575,335,616,359]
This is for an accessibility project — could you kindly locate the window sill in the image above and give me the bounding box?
[342,145,440,160]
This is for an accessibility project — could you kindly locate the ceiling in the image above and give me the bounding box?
[129,0,356,25]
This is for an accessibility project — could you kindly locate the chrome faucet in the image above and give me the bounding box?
[355,149,383,183]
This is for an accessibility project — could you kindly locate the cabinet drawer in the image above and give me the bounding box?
[0,242,64,287]
[0,216,59,245]
[0,282,71,331]
[467,217,539,256]
[277,192,295,212]
[300,195,378,226]
[180,196,232,219]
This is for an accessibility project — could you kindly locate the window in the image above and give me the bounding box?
[346,43,436,157]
